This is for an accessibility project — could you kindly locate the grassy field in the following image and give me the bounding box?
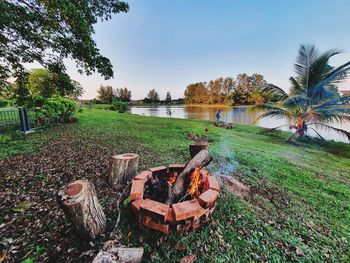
[1,109,350,262]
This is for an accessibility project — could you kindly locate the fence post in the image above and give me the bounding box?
[18,107,32,133]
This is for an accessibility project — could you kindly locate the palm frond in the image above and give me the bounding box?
[294,44,319,87]
[254,108,292,124]
[259,83,288,101]
[308,122,350,141]
[283,95,311,108]
[312,106,350,123]
[311,61,350,100]
[307,126,325,140]
[314,96,350,108]
[307,49,341,87]
[289,76,304,95]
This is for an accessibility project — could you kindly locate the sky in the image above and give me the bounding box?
[39,0,350,99]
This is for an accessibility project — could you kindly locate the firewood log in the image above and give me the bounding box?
[108,153,139,185]
[57,180,106,240]
[189,142,208,158]
[92,240,144,263]
[165,149,212,204]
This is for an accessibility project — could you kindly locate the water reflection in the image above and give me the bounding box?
[129,105,349,143]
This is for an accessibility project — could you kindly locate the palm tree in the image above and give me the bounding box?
[255,44,350,142]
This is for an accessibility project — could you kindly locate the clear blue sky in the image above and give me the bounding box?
[61,0,350,99]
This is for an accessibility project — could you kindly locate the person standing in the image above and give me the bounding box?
[216,109,221,125]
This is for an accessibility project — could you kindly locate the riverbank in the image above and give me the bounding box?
[1,110,349,262]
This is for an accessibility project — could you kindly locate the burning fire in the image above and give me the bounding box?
[187,167,209,197]
[167,174,177,185]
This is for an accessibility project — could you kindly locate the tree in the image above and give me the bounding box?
[256,44,350,142]
[184,82,208,104]
[97,85,114,103]
[165,91,172,104]
[222,77,235,105]
[1,0,129,90]
[147,89,160,103]
[25,68,83,98]
[115,87,131,101]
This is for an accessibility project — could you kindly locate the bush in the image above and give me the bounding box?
[111,99,128,113]
[41,97,77,122]
[0,99,8,108]
[25,96,46,108]
[30,97,77,124]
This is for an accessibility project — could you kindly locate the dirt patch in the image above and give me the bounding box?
[0,134,120,262]
[218,175,250,198]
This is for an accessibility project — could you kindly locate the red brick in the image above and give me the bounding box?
[134,170,152,182]
[131,199,145,217]
[130,180,144,201]
[140,199,169,222]
[149,166,167,176]
[172,199,206,221]
[141,216,170,234]
[198,189,220,208]
[208,176,221,192]
[165,208,175,224]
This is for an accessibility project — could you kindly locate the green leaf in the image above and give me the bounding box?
[123,197,131,207]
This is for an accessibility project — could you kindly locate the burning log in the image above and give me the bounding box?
[108,153,139,186]
[165,149,212,204]
[189,141,208,158]
[57,180,106,240]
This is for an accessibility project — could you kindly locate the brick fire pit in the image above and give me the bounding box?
[130,164,220,234]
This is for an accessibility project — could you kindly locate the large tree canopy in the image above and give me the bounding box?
[0,0,129,89]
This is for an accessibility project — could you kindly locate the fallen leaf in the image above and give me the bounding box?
[175,243,186,251]
[296,248,304,257]
[180,254,197,263]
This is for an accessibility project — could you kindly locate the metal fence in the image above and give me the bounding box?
[0,109,21,133]
[0,108,57,134]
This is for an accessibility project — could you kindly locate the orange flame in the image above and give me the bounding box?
[187,168,208,197]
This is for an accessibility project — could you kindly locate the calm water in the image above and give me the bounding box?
[129,105,350,143]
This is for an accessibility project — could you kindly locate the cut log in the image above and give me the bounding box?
[165,149,212,204]
[108,153,139,186]
[92,240,143,263]
[57,180,106,240]
[189,141,208,158]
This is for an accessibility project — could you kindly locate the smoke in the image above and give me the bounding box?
[207,132,239,176]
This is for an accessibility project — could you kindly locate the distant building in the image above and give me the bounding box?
[340,90,350,96]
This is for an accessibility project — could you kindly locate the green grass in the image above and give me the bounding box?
[80,103,111,110]
[1,109,350,262]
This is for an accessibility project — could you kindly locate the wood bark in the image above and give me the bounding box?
[57,180,106,240]
[165,149,212,204]
[108,153,139,185]
[189,142,208,158]
[92,240,143,263]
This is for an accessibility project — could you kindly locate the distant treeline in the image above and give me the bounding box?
[184,74,279,105]
[96,85,184,104]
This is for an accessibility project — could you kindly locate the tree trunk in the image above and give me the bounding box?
[165,149,212,204]
[189,142,208,158]
[57,180,106,240]
[92,240,143,263]
[108,153,139,186]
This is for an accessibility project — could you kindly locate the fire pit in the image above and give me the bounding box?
[130,163,220,234]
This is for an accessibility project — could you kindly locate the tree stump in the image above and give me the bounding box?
[57,180,106,240]
[189,141,208,158]
[108,153,139,186]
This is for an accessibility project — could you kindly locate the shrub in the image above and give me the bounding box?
[0,99,8,108]
[111,99,128,113]
[35,97,77,123]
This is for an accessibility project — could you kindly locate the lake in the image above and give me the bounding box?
[129,105,350,143]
